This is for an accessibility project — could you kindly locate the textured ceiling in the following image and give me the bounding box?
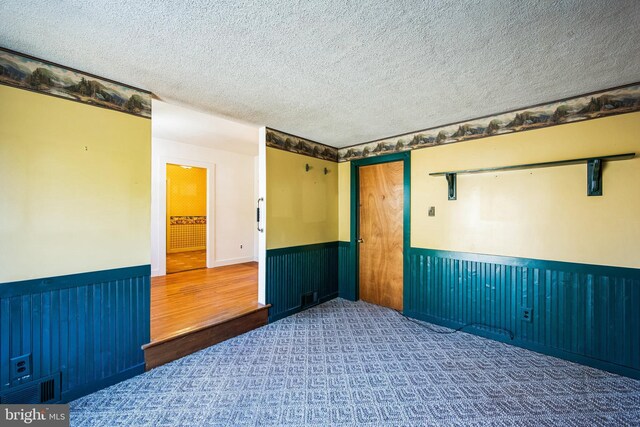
[1,1,639,147]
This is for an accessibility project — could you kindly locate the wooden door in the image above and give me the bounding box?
[358,161,404,310]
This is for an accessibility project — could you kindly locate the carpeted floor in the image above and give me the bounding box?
[70,299,640,426]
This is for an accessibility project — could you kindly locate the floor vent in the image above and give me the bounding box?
[301,291,318,308]
[0,373,60,404]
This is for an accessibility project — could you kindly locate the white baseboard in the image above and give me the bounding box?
[212,256,256,267]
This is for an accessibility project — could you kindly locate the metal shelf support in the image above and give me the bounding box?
[429,152,634,199]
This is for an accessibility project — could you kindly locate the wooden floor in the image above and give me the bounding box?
[145,261,268,369]
[166,249,207,274]
[150,261,261,342]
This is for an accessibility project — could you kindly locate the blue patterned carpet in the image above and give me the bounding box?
[70,298,640,426]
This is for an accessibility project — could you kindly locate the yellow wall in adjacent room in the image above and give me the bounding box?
[267,147,338,249]
[338,161,351,242]
[167,164,207,216]
[411,112,640,268]
[0,85,151,283]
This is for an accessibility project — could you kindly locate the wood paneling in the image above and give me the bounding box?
[150,262,260,342]
[266,243,339,322]
[0,266,150,402]
[406,248,640,379]
[358,162,404,310]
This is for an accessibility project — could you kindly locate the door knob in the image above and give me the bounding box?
[357,238,364,243]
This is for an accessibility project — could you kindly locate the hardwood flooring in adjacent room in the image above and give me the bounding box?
[150,262,260,342]
[166,249,207,274]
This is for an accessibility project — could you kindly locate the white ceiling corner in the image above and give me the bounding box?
[151,99,259,155]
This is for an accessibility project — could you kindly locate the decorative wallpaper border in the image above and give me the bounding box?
[266,128,338,162]
[0,47,151,118]
[170,216,207,225]
[337,83,640,162]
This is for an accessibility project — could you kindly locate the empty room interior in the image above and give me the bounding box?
[0,1,639,426]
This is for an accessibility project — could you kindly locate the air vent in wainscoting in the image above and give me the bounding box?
[301,291,318,308]
[0,373,60,404]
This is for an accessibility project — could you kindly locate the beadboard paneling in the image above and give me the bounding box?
[338,241,356,301]
[0,266,150,402]
[266,242,338,322]
[406,248,640,379]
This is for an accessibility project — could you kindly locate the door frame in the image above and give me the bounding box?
[156,157,215,276]
[350,151,411,311]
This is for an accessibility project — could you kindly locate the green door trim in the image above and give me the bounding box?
[350,151,411,309]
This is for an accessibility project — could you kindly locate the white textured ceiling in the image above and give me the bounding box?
[1,1,639,147]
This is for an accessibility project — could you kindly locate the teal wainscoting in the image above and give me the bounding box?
[0,265,150,402]
[266,242,338,322]
[406,248,640,379]
[338,241,356,301]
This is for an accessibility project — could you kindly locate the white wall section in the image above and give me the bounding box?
[257,127,267,304]
[151,137,258,276]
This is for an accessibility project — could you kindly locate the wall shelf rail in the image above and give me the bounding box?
[429,152,635,199]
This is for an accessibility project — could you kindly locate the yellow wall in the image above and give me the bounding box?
[338,161,351,241]
[339,112,640,268]
[267,147,338,249]
[0,85,151,282]
[167,164,207,216]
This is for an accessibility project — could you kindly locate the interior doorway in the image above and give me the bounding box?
[166,163,208,274]
[357,160,404,310]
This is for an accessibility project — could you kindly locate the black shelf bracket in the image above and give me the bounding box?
[430,152,634,200]
[446,173,457,200]
[587,158,602,196]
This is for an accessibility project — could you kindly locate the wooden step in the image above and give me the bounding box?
[142,304,270,370]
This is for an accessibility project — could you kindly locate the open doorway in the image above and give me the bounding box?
[166,163,208,274]
[146,103,267,368]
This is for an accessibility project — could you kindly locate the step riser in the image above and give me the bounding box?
[144,308,268,370]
